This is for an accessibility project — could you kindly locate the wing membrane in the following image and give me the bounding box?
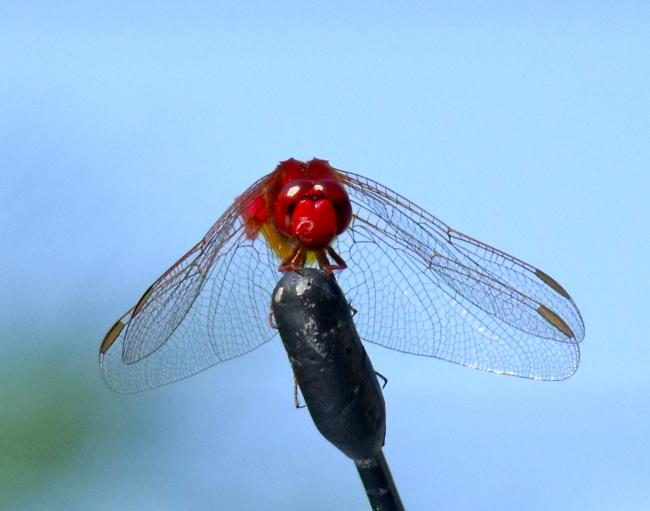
[337,170,583,380]
[430,254,573,342]
[100,165,584,392]
[446,229,584,342]
[100,175,279,393]
[122,243,205,363]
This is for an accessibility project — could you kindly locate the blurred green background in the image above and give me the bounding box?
[2,2,649,510]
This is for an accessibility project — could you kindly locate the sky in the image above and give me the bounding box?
[1,2,649,510]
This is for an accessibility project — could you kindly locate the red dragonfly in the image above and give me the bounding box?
[100,158,584,393]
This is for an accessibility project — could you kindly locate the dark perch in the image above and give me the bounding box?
[271,268,405,511]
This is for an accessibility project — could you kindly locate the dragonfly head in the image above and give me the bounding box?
[272,159,352,249]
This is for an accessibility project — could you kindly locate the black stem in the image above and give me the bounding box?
[272,269,405,511]
[355,451,405,511]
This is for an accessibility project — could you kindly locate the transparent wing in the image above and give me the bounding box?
[335,170,584,380]
[99,176,279,393]
[100,166,585,391]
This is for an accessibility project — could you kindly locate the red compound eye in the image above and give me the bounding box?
[311,179,352,235]
[273,179,312,236]
[273,176,352,248]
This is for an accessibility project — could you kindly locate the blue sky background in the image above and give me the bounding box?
[1,2,649,510]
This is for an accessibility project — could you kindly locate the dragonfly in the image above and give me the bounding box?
[99,158,585,393]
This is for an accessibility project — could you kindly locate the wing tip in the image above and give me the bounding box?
[534,268,572,299]
[99,319,125,354]
[536,304,576,340]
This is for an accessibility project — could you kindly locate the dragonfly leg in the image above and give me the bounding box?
[326,245,347,270]
[375,370,388,389]
[293,376,305,409]
[314,246,348,273]
[279,246,307,272]
[315,249,332,272]
[267,309,277,329]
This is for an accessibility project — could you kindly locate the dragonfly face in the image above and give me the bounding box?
[239,158,352,270]
[99,158,584,393]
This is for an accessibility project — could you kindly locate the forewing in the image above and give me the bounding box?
[444,229,585,342]
[100,177,279,393]
[335,170,583,380]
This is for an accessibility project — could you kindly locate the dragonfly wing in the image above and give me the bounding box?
[99,177,279,393]
[444,229,585,342]
[336,170,582,380]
